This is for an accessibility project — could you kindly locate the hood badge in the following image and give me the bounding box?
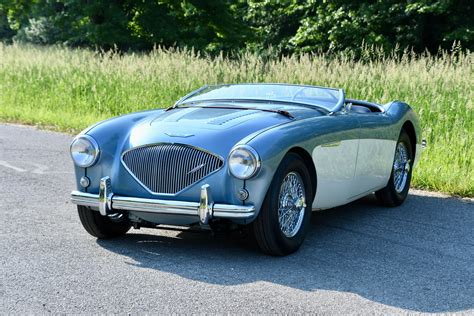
[165,132,194,138]
[188,163,206,175]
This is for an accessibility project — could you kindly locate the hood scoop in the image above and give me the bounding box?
[150,107,264,128]
[128,106,294,153]
[206,110,260,125]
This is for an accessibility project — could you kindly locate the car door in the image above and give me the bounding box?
[311,113,361,209]
[349,109,396,197]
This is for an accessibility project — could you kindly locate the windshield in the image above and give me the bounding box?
[178,84,345,112]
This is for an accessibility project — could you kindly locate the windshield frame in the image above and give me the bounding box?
[175,83,345,113]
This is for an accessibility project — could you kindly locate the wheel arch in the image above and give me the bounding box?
[401,120,417,158]
[287,146,317,203]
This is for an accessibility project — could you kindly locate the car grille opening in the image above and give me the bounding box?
[122,143,224,194]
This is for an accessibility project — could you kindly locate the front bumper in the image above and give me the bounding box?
[71,177,255,224]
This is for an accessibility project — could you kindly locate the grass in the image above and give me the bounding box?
[0,43,472,197]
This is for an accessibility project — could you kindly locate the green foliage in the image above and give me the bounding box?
[241,0,474,54]
[243,0,304,54]
[1,0,472,54]
[0,44,472,196]
[0,7,15,40]
[0,0,249,51]
[287,0,474,54]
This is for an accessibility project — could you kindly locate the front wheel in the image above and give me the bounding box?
[252,153,313,256]
[375,130,414,206]
[77,205,131,239]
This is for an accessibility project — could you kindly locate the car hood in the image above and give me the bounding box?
[125,106,317,156]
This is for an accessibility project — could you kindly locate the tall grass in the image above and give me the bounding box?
[0,44,472,196]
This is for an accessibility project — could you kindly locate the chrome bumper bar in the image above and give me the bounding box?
[71,177,255,224]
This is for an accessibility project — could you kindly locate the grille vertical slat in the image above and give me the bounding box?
[158,146,165,193]
[187,147,199,187]
[170,145,179,193]
[175,146,183,194]
[122,144,224,194]
[180,147,193,192]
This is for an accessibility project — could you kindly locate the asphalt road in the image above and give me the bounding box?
[0,123,473,314]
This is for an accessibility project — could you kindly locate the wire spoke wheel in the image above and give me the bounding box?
[393,142,411,193]
[252,152,312,255]
[278,171,306,238]
[375,130,414,207]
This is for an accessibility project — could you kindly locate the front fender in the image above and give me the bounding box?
[75,109,247,217]
[242,114,360,214]
[73,109,162,192]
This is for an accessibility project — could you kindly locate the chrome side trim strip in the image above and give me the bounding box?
[321,141,341,148]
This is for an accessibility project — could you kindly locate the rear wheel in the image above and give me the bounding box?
[77,205,131,239]
[375,130,414,206]
[252,153,313,256]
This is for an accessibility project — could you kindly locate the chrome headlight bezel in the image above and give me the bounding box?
[228,145,261,180]
[70,135,100,168]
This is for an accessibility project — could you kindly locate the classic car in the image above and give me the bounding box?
[70,83,422,255]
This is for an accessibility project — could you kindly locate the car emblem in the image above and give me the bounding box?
[187,163,206,175]
[165,132,194,138]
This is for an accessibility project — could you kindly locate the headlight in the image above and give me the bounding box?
[228,145,261,179]
[70,135,100,167]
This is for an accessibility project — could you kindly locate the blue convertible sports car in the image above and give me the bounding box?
[70,83,422,255]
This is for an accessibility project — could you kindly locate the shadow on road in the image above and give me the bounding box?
[97,193,474,312]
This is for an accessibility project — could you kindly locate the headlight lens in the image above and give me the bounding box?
[228,145,261,179]
[70,135,100,168]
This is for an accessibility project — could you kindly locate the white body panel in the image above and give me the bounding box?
[353,139,396,195]
[312,138,396,210]
[312,139,359,209]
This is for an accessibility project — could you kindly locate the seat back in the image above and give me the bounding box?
[351,105,372,114]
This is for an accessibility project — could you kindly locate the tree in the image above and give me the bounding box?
[1,0,250,51]
[1,0,472,54]
[0,5,15,40]
[284,0,473,54]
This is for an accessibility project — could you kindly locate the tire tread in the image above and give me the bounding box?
[375,130,413,207]
[252,152,313,256]
[77,205,131,239]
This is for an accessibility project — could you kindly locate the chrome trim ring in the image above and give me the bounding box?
[393,142,411,193]
[70,134,100,168]
[228,144,261,180]
[278,171,307,238]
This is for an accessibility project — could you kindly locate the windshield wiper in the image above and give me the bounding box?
[179,98,330,114]
[166,105,294,119]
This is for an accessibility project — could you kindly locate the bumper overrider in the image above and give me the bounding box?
[71,177,255,225]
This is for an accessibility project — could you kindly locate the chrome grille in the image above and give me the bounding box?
[122,144,224,194]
